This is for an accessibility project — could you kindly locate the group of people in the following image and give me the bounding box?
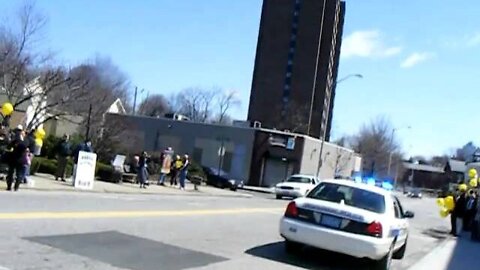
[136,147,190,190]
[53,134,93,183]
[450,185,479,238]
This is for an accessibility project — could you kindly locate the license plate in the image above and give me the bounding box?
[321,215,341,228]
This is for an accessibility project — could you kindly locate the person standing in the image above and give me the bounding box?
[158,147,173,186]
[6,130,27,191]
[465,190,477,231]
[22,148,33,184]
[170,155,182,186]
[178,154,190,191]
[137,151,149,189]
[54,134,71,182]
[452,186,467,236]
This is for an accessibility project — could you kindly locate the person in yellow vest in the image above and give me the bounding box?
[170,155,183,186]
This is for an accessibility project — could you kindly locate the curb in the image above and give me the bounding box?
[16,186,253,199]
[407,237,453,270]
[240,187,274,194]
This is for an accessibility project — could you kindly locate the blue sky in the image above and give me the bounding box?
[0,0,478,157]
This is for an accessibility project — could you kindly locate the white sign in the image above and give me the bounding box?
[218,146,226,157]
[74,151,97,190]
[161,150,174,174]
[286,137,295,150]
[112,155,126,168]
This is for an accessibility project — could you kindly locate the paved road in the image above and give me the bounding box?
[0,190,449,270]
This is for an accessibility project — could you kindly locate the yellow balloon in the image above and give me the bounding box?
[35,138,43,147]
[436,198,445,207]
[469,169,478,179]
[470,178,478,188]
[440,208,450,218]
[1,102,14,116]
[445,196,455,211]
[459,184,468,192]
[35,127,46,139]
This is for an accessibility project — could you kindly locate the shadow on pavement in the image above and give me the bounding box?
[446,234,480,269]
[245,241,372,270]
[422,227,450,240]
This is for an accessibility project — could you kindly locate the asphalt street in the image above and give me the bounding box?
[0,189,449,270]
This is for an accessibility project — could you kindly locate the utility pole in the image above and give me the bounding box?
[315,74,363,178]
[132,86,138,115]
[85,104,92,140]
[306,0,327,136]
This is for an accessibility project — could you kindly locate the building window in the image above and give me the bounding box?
[286,64,293,73]
[223,152,233,172]
[193,148,203,164]
[285,77,292,86]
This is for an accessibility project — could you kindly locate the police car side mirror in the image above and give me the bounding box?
[403,211,414,219]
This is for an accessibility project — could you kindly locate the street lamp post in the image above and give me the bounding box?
[387,126,411,176]
[315,74,363,178]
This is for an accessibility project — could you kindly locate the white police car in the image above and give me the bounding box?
[274,174,319,199]
[279,179,414,270]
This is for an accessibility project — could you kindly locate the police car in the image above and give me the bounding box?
[279,179,414,270]
[274,174,319,199]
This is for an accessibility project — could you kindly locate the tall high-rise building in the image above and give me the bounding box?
[247,0,345,141]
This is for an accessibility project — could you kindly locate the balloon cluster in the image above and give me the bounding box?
[34,127,46,147]
[1,102,14,117]
[437,168,478,218]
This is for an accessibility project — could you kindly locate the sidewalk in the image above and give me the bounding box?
[408,233,480,270]
[0,173,252,198]
[241,185,274,194]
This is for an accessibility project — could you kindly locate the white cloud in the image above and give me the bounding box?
[443,32,480,49]
[341,30,402,59]
[466,33,480,47]
[400,52,434,68]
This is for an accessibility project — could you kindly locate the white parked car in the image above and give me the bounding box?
[279,179,414,270]
[275,174,319,199]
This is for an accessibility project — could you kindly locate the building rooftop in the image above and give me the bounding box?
[403,162,445,173]
[447,159,466,173]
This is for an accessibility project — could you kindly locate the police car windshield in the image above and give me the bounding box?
[286,176,311,184]
[307,182,386,214]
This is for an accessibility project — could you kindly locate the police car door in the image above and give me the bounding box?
[392,196,408,249]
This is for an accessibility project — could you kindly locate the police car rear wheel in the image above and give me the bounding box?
[393,238,407,259]
[373,242,394,270]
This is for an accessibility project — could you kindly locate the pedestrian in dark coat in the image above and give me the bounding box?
[54,134,71,182]
[5,130,27,191]
[137,151,149,189]
[451,188,467,236]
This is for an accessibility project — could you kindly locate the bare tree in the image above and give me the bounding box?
[215,90,240,124]
[329,147,353,176]
[137,94,170,117]
[453,142,477,162]
[0,2,90,130]
[349,116,402,179]
[430,155,449,167]
[170,88,217,123]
